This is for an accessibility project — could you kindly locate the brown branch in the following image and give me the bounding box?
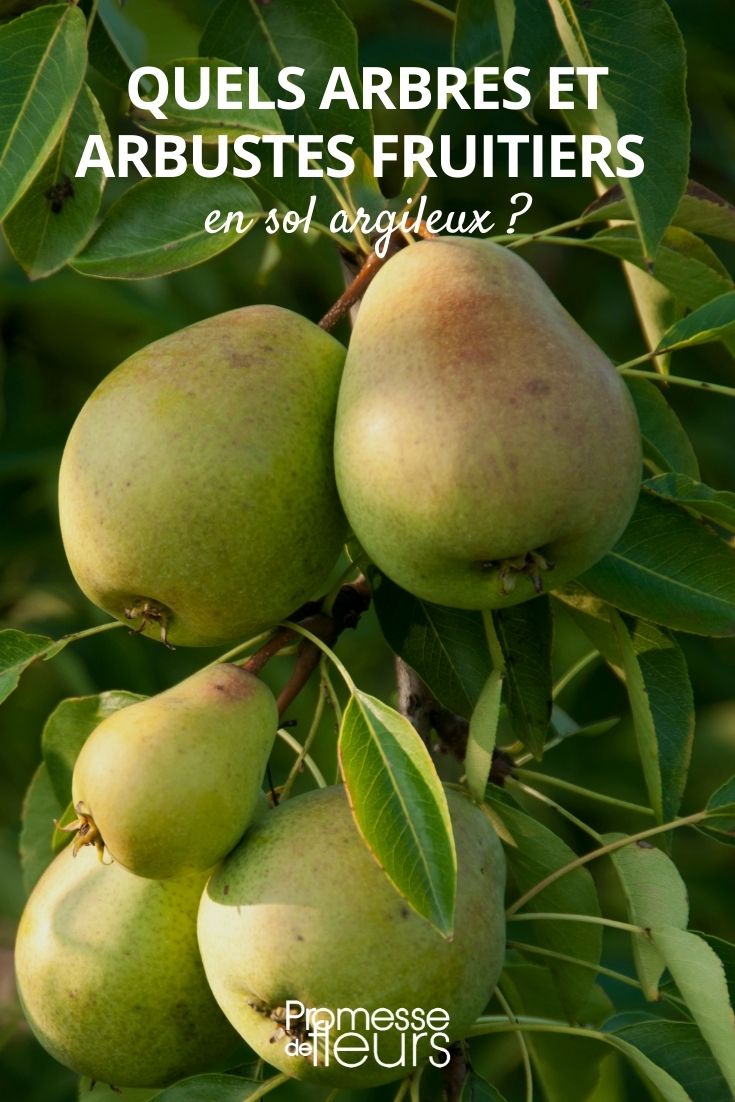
[275,614,331,716]
[319,250,389,332]
[442,1042,468,1102]
[241,579,371,719]
[243,625,299,676]
[319,221,428,332]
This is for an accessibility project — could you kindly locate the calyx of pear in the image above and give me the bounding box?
[58,305,347,647]
[14,844,241,1088]
[334,237,642,609]
[70,663,277,879]
[197,785,506,1088]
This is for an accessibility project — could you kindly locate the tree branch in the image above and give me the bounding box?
[242,579,371,719]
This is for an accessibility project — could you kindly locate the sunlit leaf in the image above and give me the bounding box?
[0,3,86,220]
[338,691,457,934]
[72,170,263,278]
[650,926,735,1095]
[606,832,688,998]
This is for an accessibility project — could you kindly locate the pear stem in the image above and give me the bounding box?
[319,222,438,332]
[319,250,392,331]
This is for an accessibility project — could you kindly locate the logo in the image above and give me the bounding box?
[281,1003,452,1072]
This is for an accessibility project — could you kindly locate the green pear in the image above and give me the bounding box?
[59,305,347,647]
[71,664,277,879]
[334,238,641,609]
[14,844,241,1088]
[197,785,506,1088]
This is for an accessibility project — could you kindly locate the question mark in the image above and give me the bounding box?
[506,192,533,234]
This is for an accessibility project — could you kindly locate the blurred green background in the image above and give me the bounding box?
[1,1,734,1100]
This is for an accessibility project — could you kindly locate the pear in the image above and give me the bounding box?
[334,238,641,609]
[59,305,347,647]
[197,785,506,1088]
[71,664,277,879]
[14,844,241,1088]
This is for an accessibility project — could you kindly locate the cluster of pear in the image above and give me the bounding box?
[15,238,641,1090]
[17,724,506,1087]
[57,238,641,647]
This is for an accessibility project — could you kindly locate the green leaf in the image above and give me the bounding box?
[72,170,263,278]
[546,0,689,259]
[254,143,347,242]
[610,1020,732,1102]
[200,0,372,152]
[624,263,682,376]
[0,3,87,221]
[344,149,386,222]
[554,589,623,667]
[644,474,735,533]
[625,378,700,479]
[608,611,694,823]
[706,776,735,818]
[131,58,283,141]
[650,926,735,1095]
[338,691,457,935]
[19,763,63,894]
[52,800,77,855]
[146,1075,275,1102]
[583,180,735,246]
[695,935,735,1006]
[458,1071,510,1102]
[452,0,500,68]
[372,574,489,718]
[605,832,689,999]
[78,1074,265,1102]
[494,598,553,759]
[581,491,735,637]
[87,8,132,91]
[42,691,146,806]
[78,1084,155,1102]
[0,628,54,704]
[698,776,735,845]
[656,291,735,352]
[488,790,601,1018]
[586,226,732,310]
[494,0,561,115]
[601,1030,693,1102]
[673,182,735,245]
[4,84,111,279]
[502,964,610,1102]
[97,0,201,69]
[466,670,503,803]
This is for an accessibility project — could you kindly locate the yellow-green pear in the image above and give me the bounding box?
[14,844,241,1088]
[71,664,277,879]
[334,238,642,609]
[59,305,347,647]
[197,785,506,1088]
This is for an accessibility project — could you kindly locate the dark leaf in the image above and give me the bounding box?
[581,491,735,637]
[373,574,489,718]
[494,598,553,759]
